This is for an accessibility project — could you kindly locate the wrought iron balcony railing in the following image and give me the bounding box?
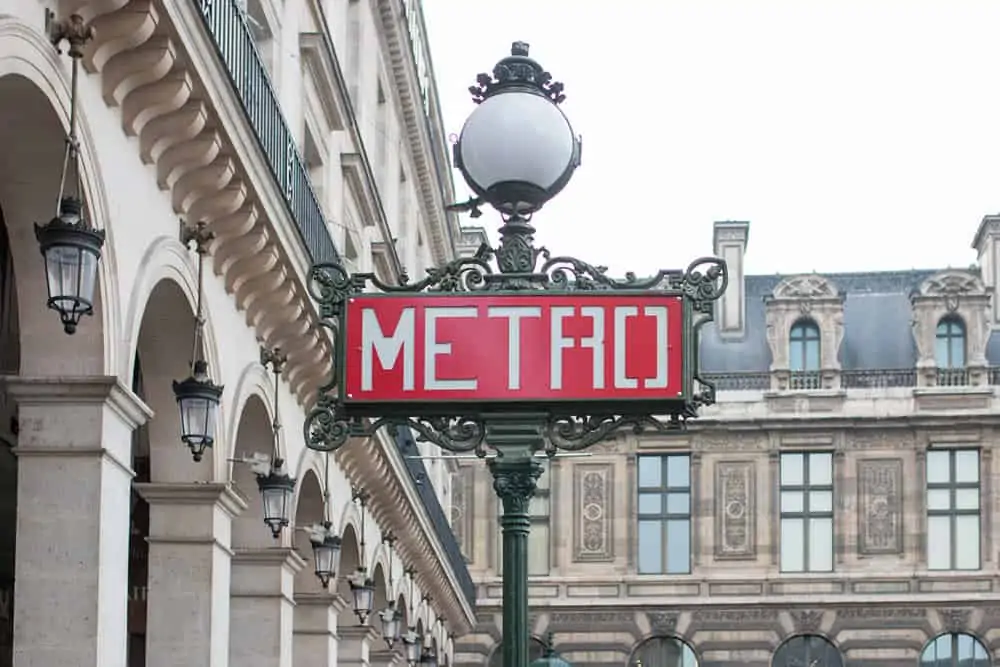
[196,0,339,264]
[702,367,1000,392]
[192,0,474,609]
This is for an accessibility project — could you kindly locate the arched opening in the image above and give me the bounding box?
[337,523,362,629]
[920,632,990,667]
[396,593,409,633]
[292,469,326,593]
[789,319,821,372]
[231,395,278,549]
[488,637,547,666]
[0,205,20,667]
[772,635,842,667]
[127,355,150,667]
[372,562,388,621]
[628,636,698,667]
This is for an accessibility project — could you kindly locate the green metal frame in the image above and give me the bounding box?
[304,214,727,458]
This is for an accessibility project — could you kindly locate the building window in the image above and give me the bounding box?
[926,449,980,570]
[773,635,843,667]
[920,633,990,667]
[789,319,821,372]
[779,452,834,572]
[488,637,547,666]
[497,461,550,576]
[637,455,691,575]
[935,317,966,368]
[629,637,698,667]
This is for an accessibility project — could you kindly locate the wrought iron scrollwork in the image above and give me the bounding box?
[543,414,686,454]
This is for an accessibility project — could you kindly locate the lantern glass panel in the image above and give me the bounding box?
[312,539,341,585]
[178,394,217,447]
[261,484,292,528]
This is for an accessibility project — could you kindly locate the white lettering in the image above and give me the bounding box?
[579,306,606,389]
[425,307,478,391]
[488,306,542,390]
[550,306,575,390]
[644,306,669,388]
[361,307,415,392]
[614,306,638,389]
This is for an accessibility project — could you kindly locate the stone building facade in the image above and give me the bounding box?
[0,1,472,666]
[453,218,1000,667]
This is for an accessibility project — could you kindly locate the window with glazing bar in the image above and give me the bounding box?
[926,448,980,570]
[779,452,833,572]
[637,454,691,575]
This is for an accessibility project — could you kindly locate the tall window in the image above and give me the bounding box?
[497,461,550,576]
[637,455,691,575]
[921,633,990,667]
[926,449,980,570]
[789,320,821,372]
[780,452,833,572]
[773,636,843,667]
[935,317,966,368]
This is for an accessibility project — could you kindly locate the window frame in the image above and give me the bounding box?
[926,448,981,571]
[920,632,991,667]
[779,451,835,573]
[636,454,693,575]
[934,316,967,369]
[789,319,821,372]
[772,635,843,667]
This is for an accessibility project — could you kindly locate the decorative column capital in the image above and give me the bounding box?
[135,482,248,517]
[0,374,152,429]
[489,456,543,517]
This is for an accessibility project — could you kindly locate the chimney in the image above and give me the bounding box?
[972,214,1000,327]
[712,221,750,338]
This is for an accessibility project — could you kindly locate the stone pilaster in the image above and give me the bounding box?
[369,647,403,666]
[5,376,151,667]
[293,592,347,667]
[230,547,306,667]
[339,624,381,667]
[136,482,247,667]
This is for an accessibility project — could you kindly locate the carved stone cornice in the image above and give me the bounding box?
[69,0,332,407]
[371,0,456,267]
[336,428,475,635]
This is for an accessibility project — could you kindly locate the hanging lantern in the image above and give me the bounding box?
[378,604,402,648]
[420,641,439,667]
[34,197,106,335]
[308,522,342,588]
[256,460,295,538]
[403,630,423,666]
[348,569,376,624]
[172,359,223,462]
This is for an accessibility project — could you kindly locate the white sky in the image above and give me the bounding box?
[422,1,1000,278]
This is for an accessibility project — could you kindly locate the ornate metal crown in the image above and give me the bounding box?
[469,41,567,105]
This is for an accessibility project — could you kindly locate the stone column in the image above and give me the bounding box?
[230,548,305,667]
[5,376,151,667]
[293,592,347,667]
[339,625,381,667]
[136,483,246,667]
[369,647,402,666]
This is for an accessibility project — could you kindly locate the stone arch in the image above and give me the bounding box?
[628,635,700,667]
[487,636,548,666]
[772,634,843,667]
[920,632,991,667]
[336,522,362,628]
[231,393,278,549]
[0,17,121,376]
[123,236,221,397]
[224,360,279,481]
[372,562,389,618]
[396,593,409,631]
[292,467,326,593]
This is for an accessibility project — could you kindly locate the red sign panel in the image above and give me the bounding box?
[342,294,686,405]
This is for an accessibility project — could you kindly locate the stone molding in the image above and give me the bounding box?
[68,0,332,407]
[135,481,248,516]
[0,374,152,429]
[232,546,308,571]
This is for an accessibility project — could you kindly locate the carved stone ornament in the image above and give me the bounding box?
[450,467,472,562]
[764,275,845,374]
[938,608,971,633]
[791,610,824,634]
[857,458,903,555]
[714,461,757,559]
[647,611,679,635]
[573,464,614,562]
[919,271,984,298]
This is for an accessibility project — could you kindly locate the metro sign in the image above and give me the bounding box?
[339,293,693,417]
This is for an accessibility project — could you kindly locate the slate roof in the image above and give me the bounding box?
[698,268,1000,374]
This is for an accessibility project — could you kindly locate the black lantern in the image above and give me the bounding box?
[34,197,105,334]
[256,459,295,538]
[378,604,402,648]
[453,41,580,216]
[403,630,423,666]
[308,522,342,588]
[172,359,223,462]
[348,569,376,624]
[420,639,439,667]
